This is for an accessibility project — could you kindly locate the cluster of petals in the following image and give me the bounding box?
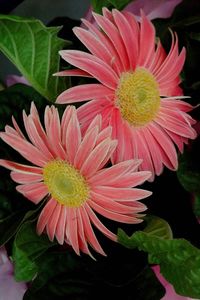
[0,103,151,256]
[83,0,182,27]
[56,8,196,181]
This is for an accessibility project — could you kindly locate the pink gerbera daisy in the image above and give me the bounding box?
[0,103,151,256]
[56,8,197,181]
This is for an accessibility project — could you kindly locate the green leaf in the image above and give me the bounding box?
[118,216,200,298]
[13,220,56,281]
[143,215,173,239]
[91,0,112,13]
[108,0,131,10]
[0,15,68,101]
[0,202,45,247]
[91,0,132,13]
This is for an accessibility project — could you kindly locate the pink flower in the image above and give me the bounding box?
[56,9,196,181]
[124,0,183,20]
[6,75,30,87]
[0,247,27,300]
[0,103,151,256]
[152,266,198,300]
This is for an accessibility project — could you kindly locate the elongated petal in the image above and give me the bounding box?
[16,183,48,204]
[0,160,42,174]
[80,205,106,255]
[55,206,66,245]
[37,198,57,235]
[56,84,113,104]
[59,50,118,89]
[66,208,80,255]
[0,133,47,167]
[85,203,116,241]
[11,171,42,184]
[92,186,152,201]
[46,203,62,241]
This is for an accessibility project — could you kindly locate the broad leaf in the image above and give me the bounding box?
[0,15,68,101]
[91,0,132,13]
[13,220,56,281]
[118,216,200,298]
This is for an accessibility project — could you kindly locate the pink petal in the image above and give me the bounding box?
[155,113,196,139]
[10,171,42,184]
[84,114,102,135]
[134,129,155,180]
[80,138,115,177]
[90,191,147,214]
[61,105,75,148]
[108,171,152,187]
[65,109,81,164]
[81,18,123,74]
[59,50,118,89]
[0,132,47,167]
[157,48,186,85]
[73,26,116,68]
[76,209,93,257]
[0,159,42,174]
[138,12,155,67]
[88,199,142,223]
[112,9,138,70]
[55,206,66,245]
[56,84,113,104]
[148,122,178,170]
[46,202,62,241]
[95,126,112,145]
[92,186,152,201]
[54,69,93,77]
[88,159,142,186]
[66,208,80,255]
[141,127,164,176]
[149,41,166,73]
[161,99,193,113]
[16,182,48,204]
[24,116,53,160]
[85,203,116,241]
[46,107,66,159]
[37,198,57,235]
[92,12,129,71]
[109,109,125,163]
[74,125,99,169]
[11,116,26,139]
[80,205,106,255]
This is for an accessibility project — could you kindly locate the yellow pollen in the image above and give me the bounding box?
[43,160,89,207]
[116,67,160,127]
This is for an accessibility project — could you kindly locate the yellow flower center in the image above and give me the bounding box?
[116,67,160,127]
[43,160,89,207]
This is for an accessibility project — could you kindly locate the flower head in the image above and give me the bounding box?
[0,247,27,300]
[56,8,196,181]
[0,103,151,256]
